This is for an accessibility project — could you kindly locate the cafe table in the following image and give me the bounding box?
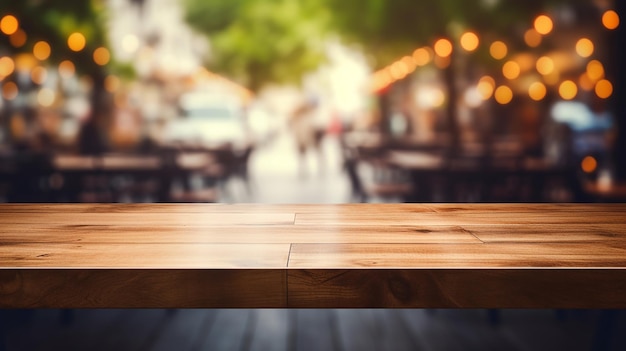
[0,203,625,308]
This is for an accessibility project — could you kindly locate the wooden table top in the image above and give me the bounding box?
[1,203,625,308]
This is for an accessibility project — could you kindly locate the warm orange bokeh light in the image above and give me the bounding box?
[502,60,521,80]
[559,80,578,100]
[412,47,432,66]
[31,66,47,85]
[581,156,597,173]
[534,15,553,35]
[68,32,86,52]
[586,60,605,81]
[59,60,76,78]
[575,38,594,58]
[528,82,547,101]
[33,41,51,61]
[595,79,613,99]
[9,29,27,47]
[0,56,15,77]
[460,32,479,52]
[477,76,495,100]
[0,15,19,35]
[602,10,620,30]
[2,81,18,100]
[489,41,507,60]
[524,29,542,47]
[536,56,554,75]
[105,75,121,93]
[579,73,595,91]
[495,85,513,104]
[434,38,453,57]
[93,47,111,66]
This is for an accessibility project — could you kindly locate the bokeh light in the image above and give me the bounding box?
[586,60,604,81]
[37,88,56,107]
[93,47,111,66]
[460,31,479,52]
[489,41,507,60]
[31,66,48,85]
[59,60,76,78]
[2,81,18,100]
[528,82,547,101]
[602,10,619,30]
[122,34,139,53]
[33,41,51,61]
[581,156,597,173]
[595,79,613,99]
[412,47,432,66]
[579,73,595,91]
[575,38,594,58]
[502,60,521,80]
[68,32,86,52]
[434,38,453,57]
[534,15,553,35]
[495,85,513,104]
[524,29,542,47]
[477,76,495,100]
[0,56,15,77]
[558,80,578,100]
[9,29,27,47]
[536,56,554,75]
[0,15,19,35]
[105,75,121,93]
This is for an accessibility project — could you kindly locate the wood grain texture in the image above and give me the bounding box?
[0,203,625,308]
[0,269,285,308]
[287,269,626,308]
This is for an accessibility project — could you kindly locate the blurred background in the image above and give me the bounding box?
[1,0,626,350]
[0,0,624,204]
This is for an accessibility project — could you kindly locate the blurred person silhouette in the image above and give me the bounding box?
[289,95,325,178]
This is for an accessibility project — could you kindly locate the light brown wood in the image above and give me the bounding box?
[0,203,625,308]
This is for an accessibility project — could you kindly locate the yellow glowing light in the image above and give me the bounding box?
[595,79,613,99]
[9,29,26,47]
[524,29,542,47]
[68,32,86,52]
[502,60,521,80]
[0,15,18,35]
[586,60,605,81]
[122,34,139,53]
[460,31,479,52]
[401,56,417,74]
[412,47,432,66]
[490,41,507,60]
[495,86,513,104]
[37,88,55,107]
[33,41,51,61]
[31,66,47,85]
[579,73,595,91]
[2,81,18,100]
[602,10,619,30]
[477,76,496,100]
[93,47,110,66]
[559,80,578,100]
[536,56,554,76]
[434,38,453,57]
[534,15,553,35]
[389,61,408,80]
[14,53,37,71]
[432,89,446,108]
[0,56,15,77]
[581,156,597,173]
[59,60,75,78]
[104,75,121,93]
[575,38,594,58]
[528,82,547,101]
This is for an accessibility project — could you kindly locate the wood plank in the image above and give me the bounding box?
[0,269,285,308]
[0,225,480,244]
[0,243,290,268]
[287,269,626,308]
[294,211,626,226]
[0,212,295,226]
[287,243,626,268]
[464,224,626,243]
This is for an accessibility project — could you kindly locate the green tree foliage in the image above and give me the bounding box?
[184,0,330,91]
